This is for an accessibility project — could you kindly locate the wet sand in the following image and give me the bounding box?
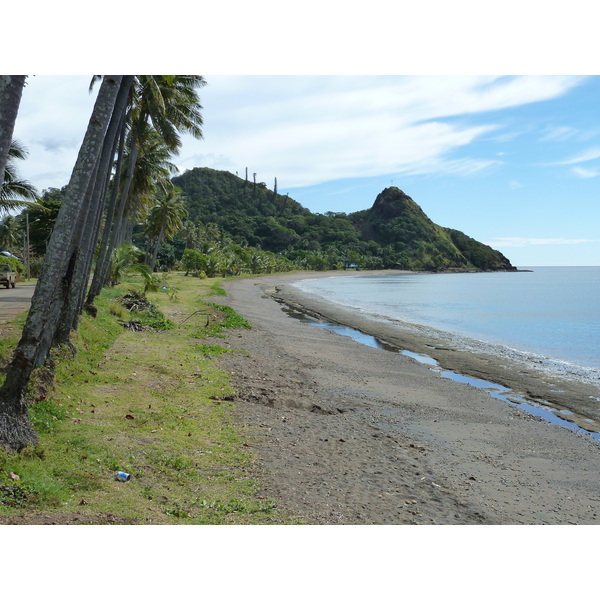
[217,271,600,524]
[272,271,600,436]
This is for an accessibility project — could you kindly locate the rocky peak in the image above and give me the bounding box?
[371,187,427,220]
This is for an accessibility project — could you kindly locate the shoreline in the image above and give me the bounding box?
[268,270,600,438]
[217,271,600,524]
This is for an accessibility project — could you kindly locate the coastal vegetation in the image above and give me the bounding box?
[0,273,295,523]
[0,76,208,451]
[172,167,515,272]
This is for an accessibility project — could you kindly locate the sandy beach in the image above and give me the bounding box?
[217,271,600,524]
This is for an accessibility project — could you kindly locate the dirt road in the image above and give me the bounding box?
[0,283,35,323]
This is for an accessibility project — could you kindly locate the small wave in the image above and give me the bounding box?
[369,310,600,389]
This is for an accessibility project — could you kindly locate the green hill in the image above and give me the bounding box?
[171,167,515,272]
[350,187,514,271]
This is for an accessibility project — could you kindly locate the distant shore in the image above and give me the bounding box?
[218,271,600,524]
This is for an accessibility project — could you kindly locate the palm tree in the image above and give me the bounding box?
[179,220,202,250]
[0,75,126,451]
[107,242,143,286]
[204,252,223,278]
[87,122,177,303]
[53,76,134,344]
[0,140,40,214]
[113,75,205,238]
[117,124,179,246]
[0,75,26,182]
[88,76,205,304]
[133,75,205,152]
[0,214,20,251]
[145,186,187,272]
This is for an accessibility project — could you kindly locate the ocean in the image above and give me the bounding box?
[292,267,600,388]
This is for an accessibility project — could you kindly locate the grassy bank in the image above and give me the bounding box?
[0,273,296,524]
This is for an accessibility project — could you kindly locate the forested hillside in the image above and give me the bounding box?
[172,167,515,272]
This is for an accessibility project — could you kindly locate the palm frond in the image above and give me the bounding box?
[1,139,40,214]
[89,75,103,93]
[7,139,28,161]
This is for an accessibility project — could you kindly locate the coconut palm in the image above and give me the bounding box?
[179,220,202,250]
[53,76,134,346]
[117,124,179,245]
[133,75,205,152]
[88,76,205,303]
[145,186,187,272]
[204,252,223,278]
[0,75,126,451]
[0,214,20,250]
[107,242,143,286]
[87,122,178,304]
[113,75,205,234]
[0,140,40,214]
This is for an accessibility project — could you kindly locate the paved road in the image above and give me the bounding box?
[0,283,36,323]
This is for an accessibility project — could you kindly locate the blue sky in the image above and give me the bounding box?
[12,75,599,267]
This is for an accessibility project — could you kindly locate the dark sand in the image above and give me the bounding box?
[217,271,600,524]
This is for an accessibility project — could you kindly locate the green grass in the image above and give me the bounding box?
[195,344,233,357]
[0,311,28,375]
[29,400,67,433]
[136,308,176,330]
[198,303,251,338]
[0,272,298,524]
[208,281,227,296]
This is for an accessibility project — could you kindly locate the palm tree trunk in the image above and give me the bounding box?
[88,123,140,295]
[55,76,133,342]
[86,113,127,305]
[0,75,26,183]
[148,219,166,272]
[0,75,123,451]
[104,128,140,273]
[124,194,141,244]
[53,168,102,345]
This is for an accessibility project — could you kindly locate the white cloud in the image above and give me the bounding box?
[539,124,600,143]
[571,166,599,178]
[176,153,237,173]
[9,74,590,193]
[13,75,97,191]
[491,129,529,143]
[539,125,579,141]
[489,237,600,247]
[188,75,586,189]
[548,146,600,165]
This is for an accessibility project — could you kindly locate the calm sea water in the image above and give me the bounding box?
[293,267,600,384]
